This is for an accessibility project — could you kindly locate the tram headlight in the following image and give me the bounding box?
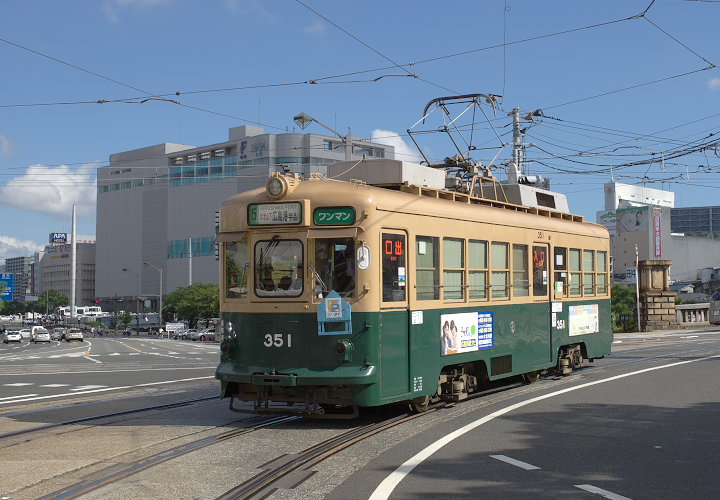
[266,173,299,200]
[266,177,285,198]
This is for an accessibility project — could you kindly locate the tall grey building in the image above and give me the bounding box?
[671,206,720,236]
[95,125,394,311]
[3,256,33,302]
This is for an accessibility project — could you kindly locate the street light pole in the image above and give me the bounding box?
[293,112,353,161]
[144,262,163,334]
[122,267,140,335]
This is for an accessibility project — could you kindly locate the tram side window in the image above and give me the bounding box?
[254,239,304,297]
[314,238,355,298]
[225,241,248,299]
[568,248,582,296]
[491,242,510,298]
[583,250,596,295]
[554,247,568,297]
[597,251,608,294]
[469,239,488,299]
[382,233,406,302]
[416,236,439,300]
[443,238,464,300]
[512,244,530,297]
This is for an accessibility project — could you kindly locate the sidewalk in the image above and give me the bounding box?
[614,324,719,340]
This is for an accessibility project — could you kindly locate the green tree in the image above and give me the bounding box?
[164,283,219,328]
[37,290,69,316]
[119,310,132,329]
[611,284,637,333]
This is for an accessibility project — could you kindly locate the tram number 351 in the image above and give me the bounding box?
[264,333,292,348]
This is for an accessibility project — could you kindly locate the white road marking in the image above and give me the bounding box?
[0,394,39,401]
[489,455,540,470]
[108,353,121,356]
[3,383,33,386]
[575,484,632,499]
[369,353,720,500]
[70,385,108,391]
[39,384,70,388]
[0,376,215,405]
[84,355,102,364]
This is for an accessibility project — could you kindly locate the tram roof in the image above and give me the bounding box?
[220,176,609,238]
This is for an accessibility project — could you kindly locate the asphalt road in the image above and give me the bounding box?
[1,328,718,499]
[0,335,218,411]
[328,328,720,500]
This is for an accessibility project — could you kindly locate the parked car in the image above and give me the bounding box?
[32,327,51,343]
[65,328,84,342]
[18,328,32,340]
[180,329,197,340]
[3,331,22,343]
[195,328,216,342]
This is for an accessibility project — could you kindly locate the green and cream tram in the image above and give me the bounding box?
[215,160,612,417]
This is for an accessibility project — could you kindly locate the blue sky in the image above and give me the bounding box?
[1,0,719,260]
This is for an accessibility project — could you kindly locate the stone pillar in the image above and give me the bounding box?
[638,260,677,331]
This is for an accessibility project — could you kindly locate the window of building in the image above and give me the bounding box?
[323,140,333,151]
[491,242,509,298]
[416,236,439,300]
[443,238,464,300]
[200,151,211,160]
[187,155,196,163]
[512,244,530,297]
[215,149,225,157]
[173,157,183,165]
[469,239,488,300]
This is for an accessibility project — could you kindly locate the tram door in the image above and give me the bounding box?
[379,230,410,397]
[532,244,552,363]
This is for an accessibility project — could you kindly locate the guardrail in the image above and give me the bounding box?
[675,303,709,325]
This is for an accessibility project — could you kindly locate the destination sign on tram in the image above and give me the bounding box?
[314,207,355,226]
[248,202,302,226]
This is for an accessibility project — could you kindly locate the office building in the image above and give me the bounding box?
[95,125,394,310]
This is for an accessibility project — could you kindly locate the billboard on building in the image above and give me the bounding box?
[616,206,650,233]
[1,273,14,301]
[49,232,68,244]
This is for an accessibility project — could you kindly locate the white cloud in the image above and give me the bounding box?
[0,134,13,156]
[304,19,326,35]
[371,129,424,162]
[709,78,720,91]
[0,163,98,218]
[102,0,171,22]
[0,235,43,261]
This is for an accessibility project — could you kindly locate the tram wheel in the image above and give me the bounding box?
[409,395,430,413]
[522,371,541,383]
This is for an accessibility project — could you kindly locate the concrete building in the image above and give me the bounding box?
[3,256,33,302]
[95,125,394,310]
[39,241,97,306]
[597,181,720,292]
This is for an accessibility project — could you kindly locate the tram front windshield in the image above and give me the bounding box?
[251,237,355,299]
[254,239,304,297]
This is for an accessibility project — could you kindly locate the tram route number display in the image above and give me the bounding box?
[441,311,494,356]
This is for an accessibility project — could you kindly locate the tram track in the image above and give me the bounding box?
[38,414,302,500]
[0,395,219,442]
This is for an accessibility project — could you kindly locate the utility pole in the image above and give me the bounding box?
[507,107,524,184]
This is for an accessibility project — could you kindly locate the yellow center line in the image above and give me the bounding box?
[120,343,149,354]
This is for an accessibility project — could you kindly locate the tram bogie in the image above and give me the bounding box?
[215,161,612,418]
